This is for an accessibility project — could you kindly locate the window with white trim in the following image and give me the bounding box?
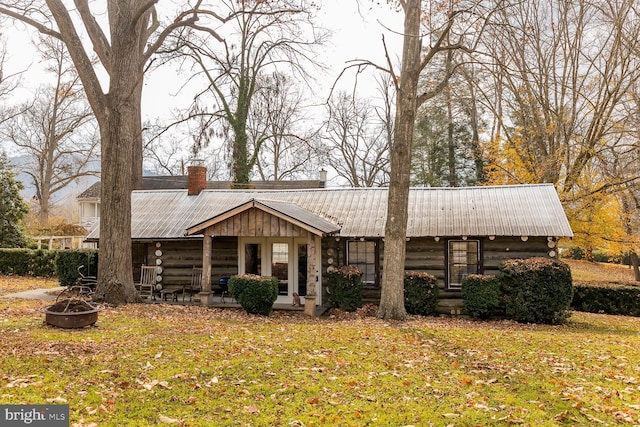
[448,240,479,289]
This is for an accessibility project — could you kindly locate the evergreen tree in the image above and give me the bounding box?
[0,152,29,247]
[411,102,478,187]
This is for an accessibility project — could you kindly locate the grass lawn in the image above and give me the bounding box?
[1,269,639,426]
[565,259,638,285]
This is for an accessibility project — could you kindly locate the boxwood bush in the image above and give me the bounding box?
[499,257,573,325]
[55,250,98,287]
[572,284,640,317]
[461,274,501,319]
[0,248,57,276]
[327,265,363,312]
[228,274,279,316]
[404,271,438,316]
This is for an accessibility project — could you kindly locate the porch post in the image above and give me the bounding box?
[199,233,214,305]
[305,233,317,316]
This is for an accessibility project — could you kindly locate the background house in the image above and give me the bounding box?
[77,169,327,229]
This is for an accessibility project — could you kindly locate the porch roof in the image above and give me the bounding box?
[186,198,341,236]
[86,184,573,240]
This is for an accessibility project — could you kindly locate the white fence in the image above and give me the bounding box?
[33,236,97,250]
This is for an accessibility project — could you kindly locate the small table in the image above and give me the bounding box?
[160,288,179,302]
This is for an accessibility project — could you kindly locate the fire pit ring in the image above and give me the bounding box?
[45,299,98,329]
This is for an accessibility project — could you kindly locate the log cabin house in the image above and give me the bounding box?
[86,165,573,314]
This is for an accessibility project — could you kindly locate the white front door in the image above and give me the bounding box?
[239,237,312,304]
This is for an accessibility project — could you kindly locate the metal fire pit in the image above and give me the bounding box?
[45,299,98,329]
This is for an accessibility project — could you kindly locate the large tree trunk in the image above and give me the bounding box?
[131,84,144,190]
[94,103,137,304]
[378,0,422,320]
[92,3,145,304]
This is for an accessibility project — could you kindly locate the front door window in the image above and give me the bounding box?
[272,243,289,295]
[245,243,262,275]
[297,244,308,296]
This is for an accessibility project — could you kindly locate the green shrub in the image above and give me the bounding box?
[0,248,57,276]
[327,265,363,312]
[228,274,278,316]
[499,258,573,325]
[55,250,98,287]
[461,274,501,319]
[572,284,640,317]
[0,249,30,275]
[563,246,585,260]
[28,250,57,276]
[404,271,438,316]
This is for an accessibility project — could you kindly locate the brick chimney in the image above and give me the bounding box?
[187,160,207,195]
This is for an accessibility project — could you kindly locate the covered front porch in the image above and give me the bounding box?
[185,198,340,315]
[141,285,330,316]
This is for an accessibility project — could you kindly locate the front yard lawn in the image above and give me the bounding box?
[1,296,639,426]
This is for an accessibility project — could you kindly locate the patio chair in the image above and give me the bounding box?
[182,267,203,302]
[136,265,157,300]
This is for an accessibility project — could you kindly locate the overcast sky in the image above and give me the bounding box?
[2,1,403,122]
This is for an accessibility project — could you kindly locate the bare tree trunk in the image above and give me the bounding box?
[378,0,422,321]
[95,102,137,303]
[446,84,456,186]
[91,3,145,304]
[630,251,640,282]
[38,189,50,225]
[131,83,144,190]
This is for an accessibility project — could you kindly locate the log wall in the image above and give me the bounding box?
[138,237,238,292]
[136,235,557,310]
[319,236,557,314]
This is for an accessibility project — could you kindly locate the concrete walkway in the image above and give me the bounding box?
[0,287,65,301]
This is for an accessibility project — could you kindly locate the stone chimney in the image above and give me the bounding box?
[187,160,207,195]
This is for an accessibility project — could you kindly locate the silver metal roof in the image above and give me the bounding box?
[87,184,573,240]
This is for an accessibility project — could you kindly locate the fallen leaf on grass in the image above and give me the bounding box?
[245,404,260,414]
[137,379,171,390]
[158,414,181,424]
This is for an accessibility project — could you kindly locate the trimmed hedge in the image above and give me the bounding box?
[327,265,363,312]
[499,257,573,325]
[228,274,279,316]
[404,271,438,316]
[0,248,57,276]
[461,274,501,319]
[55,250,99,287]
[572,284,640,317]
